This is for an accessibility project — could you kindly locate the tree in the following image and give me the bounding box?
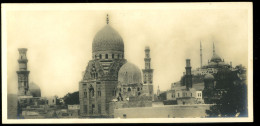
[206,65,248,117]
[63,91,79,105]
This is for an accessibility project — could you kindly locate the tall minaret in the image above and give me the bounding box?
[213,42,216,55]
[106,14,109,24]
[200,41,203,68]
[142,46,154,101]
[16,48,30,96]
[185,59,192,90]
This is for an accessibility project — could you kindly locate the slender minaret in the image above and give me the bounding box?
[17,48,30,96]
[200,41,203,68]
[142,46,154,101]
[185,59,192,90]
[213,42,216,55]
[106,14,109,24]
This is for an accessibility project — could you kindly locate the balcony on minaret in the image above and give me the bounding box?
[17,48,28,71]
[186,59,191,67]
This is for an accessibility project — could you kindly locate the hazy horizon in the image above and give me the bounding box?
[5,4,249,98]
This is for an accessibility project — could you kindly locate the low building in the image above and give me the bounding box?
[67,104,80,118]
[165,59,204,105]
[47,96,57,106]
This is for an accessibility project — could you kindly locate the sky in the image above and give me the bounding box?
[4,3,250,97]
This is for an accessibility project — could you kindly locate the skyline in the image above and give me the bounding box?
[6,5,249,97]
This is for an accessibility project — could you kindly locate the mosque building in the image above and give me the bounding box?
[79,15,154,117]
[192,42,232,76]
[165,42,234,105]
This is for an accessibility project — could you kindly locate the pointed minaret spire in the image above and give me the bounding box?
[106,14,109,24]
[200,41,203,68]
[213,42,215,55]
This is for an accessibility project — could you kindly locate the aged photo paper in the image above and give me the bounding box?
[1,2,253,123]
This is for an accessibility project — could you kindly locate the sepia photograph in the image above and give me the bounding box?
[1,2,253,123]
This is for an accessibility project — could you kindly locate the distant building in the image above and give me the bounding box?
[68,105,80,118]
[47,96,57,106]
[165,59,204,105]
[190,42,232,76]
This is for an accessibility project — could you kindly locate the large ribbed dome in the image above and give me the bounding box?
[118,62,142,85]
[92,24,124,53]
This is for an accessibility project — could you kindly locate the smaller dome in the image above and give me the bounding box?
[118,62,142,85]
[29,82,41,97]
[204,74,214,80]
[210,54,222,62]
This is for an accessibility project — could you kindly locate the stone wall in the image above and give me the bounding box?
[109,96,152,116]
[114,104,212,118]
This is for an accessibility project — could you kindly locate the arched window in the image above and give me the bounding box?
[128,87,131,92]
[99,54,102,59]
[84,89,87,97]
[138,92,141,96]
[92,90,94,97]
[105,54,108,59]
[89,88,94,97]
[112,54,114,59]
[137,87,140,91]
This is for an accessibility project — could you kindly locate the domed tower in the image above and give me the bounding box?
[79,14,127,117]
[204,74,215,89]
[92,15,124,62]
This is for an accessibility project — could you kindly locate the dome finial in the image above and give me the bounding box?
[106,14,109,24]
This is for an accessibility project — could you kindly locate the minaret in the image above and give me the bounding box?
[16,48,30,96]
[142,46,154,101]
[106,14,109,24]
[185,59,192,90]
[200,41,203,68]
[213,42,216,55]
